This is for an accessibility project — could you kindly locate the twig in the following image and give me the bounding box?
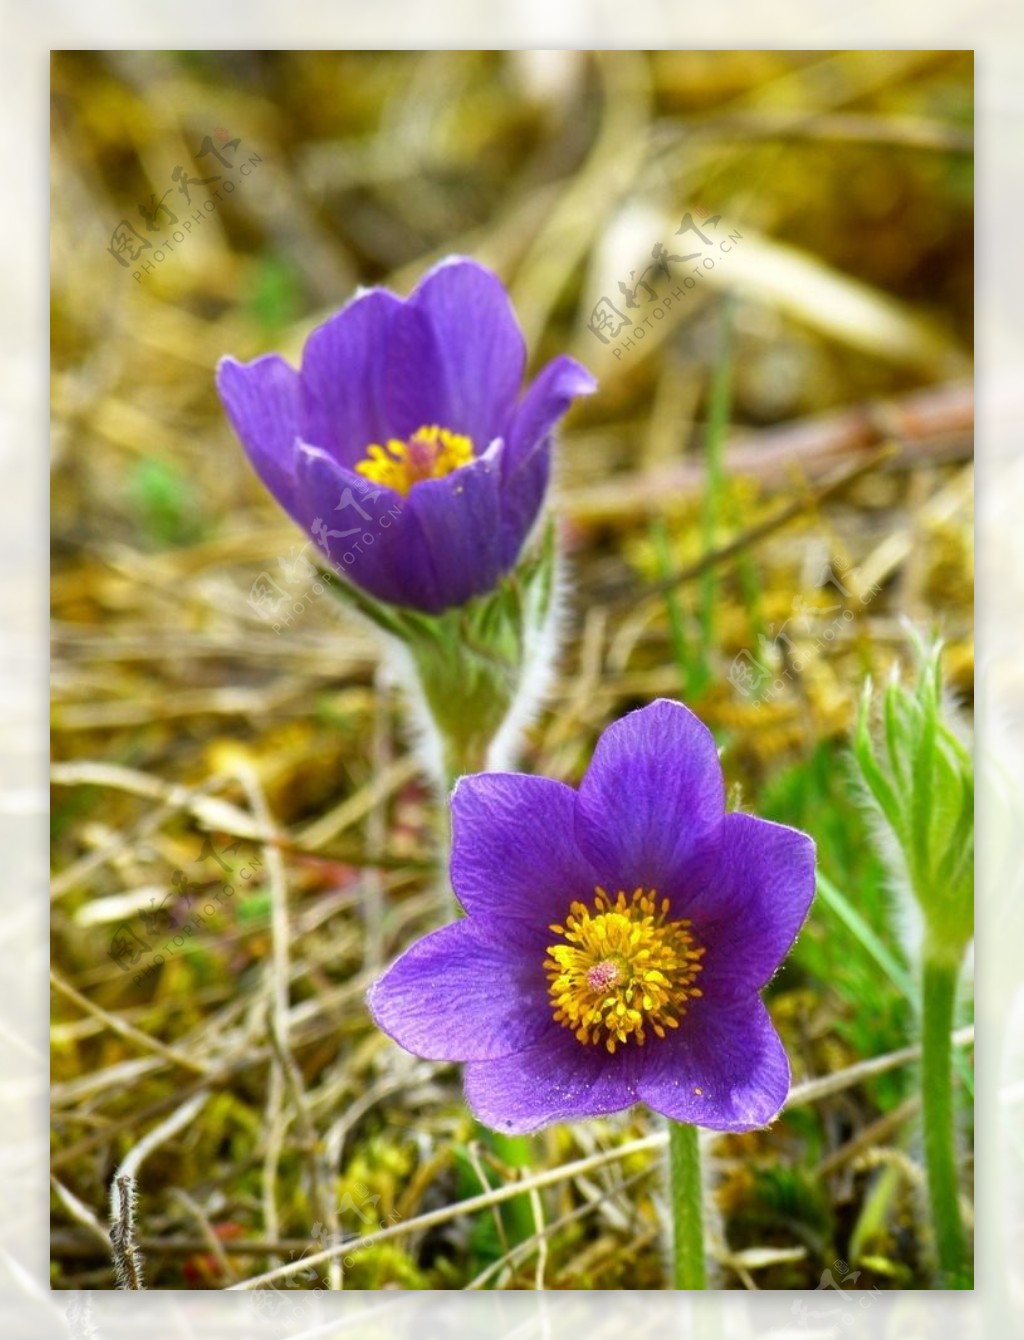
[50,1176,110,1250]
[529,1184,547,1291]
[109,1176,144,1289]
[817,1095,920,1178]
[50,757,428,872]
[50,969,213,1076]
[237,763,333,1282]
[49,773,224,900]
[225,1026,973,1290]
[50,938,408,1171]
[614,443,897,608]
[568,380,973,524]
[106,1091,210,1289]
[361,663,393,970]
[111,1089,210,1185]
[465,1141,512,1259]
[464,1166,651,1290]
[661,110,974,154]
[789,1026,972,1108]
[295,755,419,851]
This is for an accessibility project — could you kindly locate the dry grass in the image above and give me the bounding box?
[51,49,973,1290]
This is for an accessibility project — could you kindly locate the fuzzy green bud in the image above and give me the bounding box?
[854,634,973,967]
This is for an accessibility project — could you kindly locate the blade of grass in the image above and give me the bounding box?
[816,871,973,1098]
[650,516,693,693]
[815,870,916,1001]
[694,300,734,695]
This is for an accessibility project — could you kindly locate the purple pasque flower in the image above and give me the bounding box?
[217,257,595,615]
[368,699,816,1134]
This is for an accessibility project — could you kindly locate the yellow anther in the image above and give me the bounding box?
[356,424,474,495]
[544,887,704,1050]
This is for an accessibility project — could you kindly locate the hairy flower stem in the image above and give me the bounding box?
[668,1121,707,1288]
[921,952,970,1286]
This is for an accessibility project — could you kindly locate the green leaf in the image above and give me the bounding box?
[815,870,916,1002]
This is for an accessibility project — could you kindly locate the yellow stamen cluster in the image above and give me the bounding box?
[356,424,474,496]
[545,887,705,1053]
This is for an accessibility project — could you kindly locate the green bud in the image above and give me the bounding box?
[854,633,973,966]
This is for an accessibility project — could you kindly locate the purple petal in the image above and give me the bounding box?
[299,288,403,468]
[499,355,596,567]
[464,1018,647,1133]
[450,773,599,945]
[683,814,816,1001]
[409,257,527,449]
[402,441,505,611]
[637,996,791,1131]
[505,354,596,480]
[574,699,725,892]
[367,921,550,1062]
[377,301,452,442]
[293,444,441,611]
[216,354,303,519]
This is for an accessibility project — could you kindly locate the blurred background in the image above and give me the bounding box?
[51,50,973,1290]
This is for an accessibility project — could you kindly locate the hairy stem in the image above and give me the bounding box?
[921,952,970,1286]
[668,1120,707,1289]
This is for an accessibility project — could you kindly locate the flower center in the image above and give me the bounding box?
[356,424,474,496]
[545,887,704,1053]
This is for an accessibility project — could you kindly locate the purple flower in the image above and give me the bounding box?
[217,257,596,614]
[368,699,816,1134]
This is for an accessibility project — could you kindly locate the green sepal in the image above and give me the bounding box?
[324,521,558,783]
